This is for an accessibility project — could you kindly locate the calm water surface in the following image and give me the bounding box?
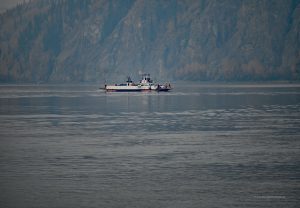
[0,83,299,208]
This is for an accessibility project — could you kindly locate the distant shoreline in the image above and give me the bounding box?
[1,80,300,87]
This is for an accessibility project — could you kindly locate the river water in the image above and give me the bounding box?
[0,83,299,208]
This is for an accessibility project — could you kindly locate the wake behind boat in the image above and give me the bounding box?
[104,74,171,92]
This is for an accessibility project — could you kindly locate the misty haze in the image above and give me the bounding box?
[0,1,299,208]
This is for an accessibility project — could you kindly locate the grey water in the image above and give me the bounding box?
[0,83,299,208]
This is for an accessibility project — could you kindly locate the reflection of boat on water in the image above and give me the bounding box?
[104,74,172,92]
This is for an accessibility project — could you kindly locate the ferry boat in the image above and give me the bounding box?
[104,74,171,92]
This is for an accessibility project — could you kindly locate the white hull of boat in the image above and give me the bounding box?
[103,74,171,92]
[105,85,158,92]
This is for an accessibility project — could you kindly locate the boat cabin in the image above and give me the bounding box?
[140,74,153,84]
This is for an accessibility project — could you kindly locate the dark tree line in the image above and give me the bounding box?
[16,0,93,56]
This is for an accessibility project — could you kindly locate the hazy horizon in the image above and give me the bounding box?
[0,0,299,82]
